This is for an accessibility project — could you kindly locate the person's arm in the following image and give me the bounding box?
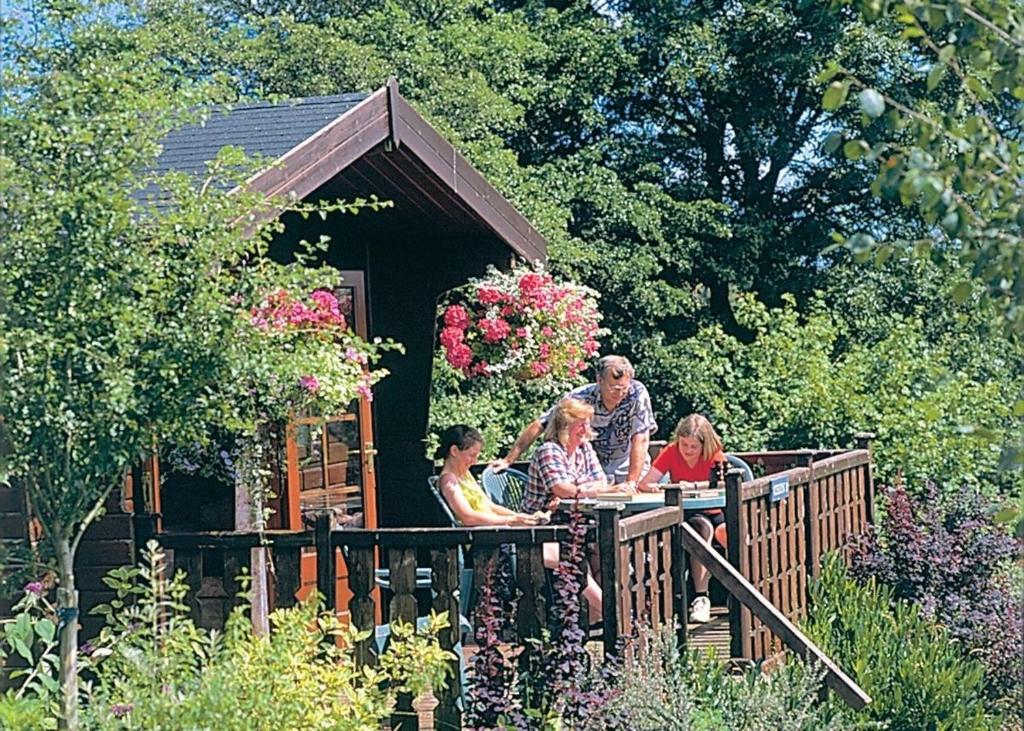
[439,474,520,526]
[490,419,544,472]
[551,479,602,500]
[637,466,665,492]
[622,430,650,487]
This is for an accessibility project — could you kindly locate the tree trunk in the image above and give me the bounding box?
[55,537,79,730]
[234,433,270,636]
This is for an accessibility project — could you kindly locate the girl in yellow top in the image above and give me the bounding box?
[436,424,601,623]
[436,425,547,527]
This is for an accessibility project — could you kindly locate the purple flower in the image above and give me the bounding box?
[79,641,95,656]
[298,375,320,392]
[24,581,44,596]
[111,703,133,718]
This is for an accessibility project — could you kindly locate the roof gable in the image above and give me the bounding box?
[152,83,546,262]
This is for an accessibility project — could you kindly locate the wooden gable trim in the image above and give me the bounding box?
[239,87,391,203]
[386,89,547,262]
[235,82,547,263]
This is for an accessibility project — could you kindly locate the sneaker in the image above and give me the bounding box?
[689,595,711,624]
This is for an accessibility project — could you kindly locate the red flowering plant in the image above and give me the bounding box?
[438,265,605,387]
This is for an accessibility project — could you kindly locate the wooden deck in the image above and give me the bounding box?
[687,605,731,659]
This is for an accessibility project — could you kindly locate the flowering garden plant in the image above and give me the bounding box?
[438,265,605,385]
[243,287,397,420]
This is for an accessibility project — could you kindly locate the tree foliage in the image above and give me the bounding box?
[0,2,389,725]
[821,0,1023,335]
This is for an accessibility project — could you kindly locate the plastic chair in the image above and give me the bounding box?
[480,466,529,512]
[427,476,476,629]
[725,453,754,482]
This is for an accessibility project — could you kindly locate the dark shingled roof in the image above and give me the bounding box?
[153,93,368,179]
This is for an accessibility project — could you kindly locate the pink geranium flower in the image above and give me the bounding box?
[438,265,604,383]
[443,304,471,330]
[477,287,502,305]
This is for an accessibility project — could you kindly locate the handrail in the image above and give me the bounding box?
[618,505,679,541]
[329,524,592,549]
[154,530,313,549]
[679,522,871,710]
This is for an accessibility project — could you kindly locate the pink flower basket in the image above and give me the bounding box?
[438,265,605,384]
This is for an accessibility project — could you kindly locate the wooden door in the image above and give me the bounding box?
[279,272,378,620]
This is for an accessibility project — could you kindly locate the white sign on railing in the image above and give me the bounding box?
[770,474,790,502]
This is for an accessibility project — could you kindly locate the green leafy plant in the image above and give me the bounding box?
[677,292,1022,495]
[78,541,454,730]
[804,554,1001,730]
[609,625,859,730]
[0,583,60,729]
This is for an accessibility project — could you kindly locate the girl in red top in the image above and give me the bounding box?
[640,414,726,623]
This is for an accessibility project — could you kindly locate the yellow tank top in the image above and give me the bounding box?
[452,472,488,514]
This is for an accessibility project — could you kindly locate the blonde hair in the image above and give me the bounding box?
[543,397,595,447]
[673,414,723,461]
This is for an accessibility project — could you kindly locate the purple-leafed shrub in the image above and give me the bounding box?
[850,482,1023,714]
[464,509,625,729]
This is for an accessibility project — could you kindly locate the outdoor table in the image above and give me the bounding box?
[560,485,725,516]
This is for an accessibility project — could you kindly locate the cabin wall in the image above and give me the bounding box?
[0,486,135,641]
[0,486,28,621]
[367,234,510,527]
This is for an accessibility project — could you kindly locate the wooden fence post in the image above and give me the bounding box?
[854,432,876,524]
[430,547,461,731]
[270,544,301,611]
[724,468,750,661]
[663,486,688,648]
[347,546,377,667]
[797,450,819,586]
[597,503,623,658]
[314,513,336,614]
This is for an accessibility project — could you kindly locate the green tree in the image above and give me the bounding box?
[0,3,390,725]
[821,0,1022,336]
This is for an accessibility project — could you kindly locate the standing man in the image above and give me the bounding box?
[491,355,657,491]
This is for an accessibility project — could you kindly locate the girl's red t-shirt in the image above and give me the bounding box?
[652,443,727,514]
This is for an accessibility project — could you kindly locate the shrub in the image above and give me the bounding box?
[804,554,1001,730]
[675,293,1023,495]
[75,542,453,730]
[851,483,1023,715]
[609,624,858,730]
[0,582,60,729]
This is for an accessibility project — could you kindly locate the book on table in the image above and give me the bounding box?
[593,490,637,502]
[661,483,725,500]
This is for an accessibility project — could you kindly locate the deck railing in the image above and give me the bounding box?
[725,442,874,662]
[596,488,688,658]
[144,442,876,723]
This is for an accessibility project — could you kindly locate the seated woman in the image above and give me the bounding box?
[522,397,606,625]
[639,413,727,624]
[437,425,548,527]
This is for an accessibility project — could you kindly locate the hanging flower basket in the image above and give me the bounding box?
[438,264,605,384]
[246,288,400,418]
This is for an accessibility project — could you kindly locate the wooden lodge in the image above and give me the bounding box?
[3,80,549,636]
[1,81,877,727]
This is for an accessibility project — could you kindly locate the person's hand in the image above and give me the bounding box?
[619,480,638,494]
[489,457,510,473]
[546,496,560,512]
[532,510,551,525]
[507,514,530,527]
